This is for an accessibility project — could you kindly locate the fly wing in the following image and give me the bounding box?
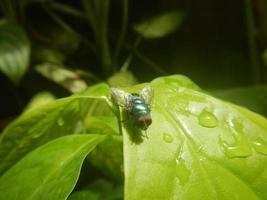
[110,87,132,109]
[140,85,154,106]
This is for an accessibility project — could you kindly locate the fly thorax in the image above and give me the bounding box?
[131,96,150,118]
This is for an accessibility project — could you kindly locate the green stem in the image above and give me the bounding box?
[113,0,129,72]
[99,0,112,76]
[42,4,97,55]
[245,0,262,84]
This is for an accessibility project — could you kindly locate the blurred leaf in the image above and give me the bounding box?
[68,180,123,200]
[212,85,267,117]
[33,47,65,64]
[107,71,138,87]
[0,83,110,175]
[24,91,56,112]
[86,116,123,181]
[133,11,184,39]
[68,190,100,200]
[0,20,30,83]
[85,116,119,135]
[36,63,88,93]
[0,134,105,200]
[123,75,267,199]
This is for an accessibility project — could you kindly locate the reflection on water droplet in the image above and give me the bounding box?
[198,110,218,128]
[163,133,173,143]
[252,138,267,155]
[219,136,252,158]
[57,118,65,126]
[175,157,190,185]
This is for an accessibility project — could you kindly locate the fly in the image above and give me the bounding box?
[110,85,153,133]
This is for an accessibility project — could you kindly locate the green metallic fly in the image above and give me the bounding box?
[110,86,154,131]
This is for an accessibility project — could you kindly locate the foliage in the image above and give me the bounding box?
[0,75,267,199]
[0,20,30,84]
[1,0,267,199]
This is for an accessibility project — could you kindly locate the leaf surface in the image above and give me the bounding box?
[0,83,110,175]
[0,134,105,200]
[123,75,267,200]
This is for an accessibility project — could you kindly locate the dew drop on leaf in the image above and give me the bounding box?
[57,117,65,126]
[198,110,218,128]
[251,138,267,155]
[175,157,190,185]
[219,136,252,158]
[163,133,173,143]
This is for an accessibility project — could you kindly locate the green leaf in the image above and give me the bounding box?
[68,190,100,200]
[0,20,30,83]
[68,179,123,200]
[211,85,267,117]
[123,75,267,199]
[36,63,88,93]
[85,116,123,181]
[0,83,110,175]
[133,11,184,39]
[107,71,138,87]
[0,134,105,200]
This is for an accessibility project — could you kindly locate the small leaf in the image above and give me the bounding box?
[68,190,100,200]
[24,91,56,112]
[0,20,30,83]
[133,11,184,39]
[0,134,105,200]
[0,83,110,175]
[36,63,88,93]
[107,71,138,87]
[123,75,267,199]
[68,180,123,200]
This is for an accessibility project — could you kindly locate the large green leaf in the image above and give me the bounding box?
[0,21,30,83]
[0,134,105,200]
[133,11,184,39]
[0,83,110,175]
[123,75,267,199]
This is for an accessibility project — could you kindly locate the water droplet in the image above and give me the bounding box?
[57,117,64,126]
[219,136,252,158]
[175,157,190,185]
[251,138,267,155]
[163,133,173,143]
[198,110,218,128]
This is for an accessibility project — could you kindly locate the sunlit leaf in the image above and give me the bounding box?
[133,11,184,39]
[36,63,88,93]
[0,134,105,200]
[123,75,267,199]
[0,83,110,175]
[0,20,30,83]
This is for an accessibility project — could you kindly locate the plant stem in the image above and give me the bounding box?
[245,0,262,84]
[113,0,129,72]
